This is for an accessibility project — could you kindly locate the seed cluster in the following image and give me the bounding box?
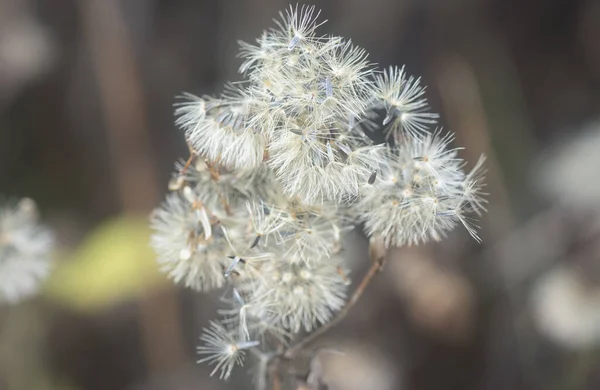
[150,4,486,381]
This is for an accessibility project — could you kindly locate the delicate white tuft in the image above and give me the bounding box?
[197,321,259,380]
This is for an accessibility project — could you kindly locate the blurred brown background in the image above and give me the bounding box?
[2,0,600,389]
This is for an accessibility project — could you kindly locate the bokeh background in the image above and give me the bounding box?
[2,0,600,389]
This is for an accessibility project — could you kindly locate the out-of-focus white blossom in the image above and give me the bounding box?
[531,266,600,350]
[0,198,54,303]
[306,345,398,390]
[535,123,600,208]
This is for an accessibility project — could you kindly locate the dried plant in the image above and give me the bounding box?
[149,4,486,387]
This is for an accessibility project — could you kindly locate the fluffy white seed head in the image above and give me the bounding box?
[375,66,439,139]
[150,191,245,291]
[247,255,349,333]
[150,5,487,381]
[235,8,387,202]
[218,288,291,343]
[175,93,266,170]
[268,127,386,203]
[273,4,326,51]
[362,132,484,246]
[245,198,350,263]
[0,198,54,304]
[197,321,260,380]
[178,158,279,211]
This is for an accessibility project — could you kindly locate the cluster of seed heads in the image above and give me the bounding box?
[150,4,487,382]
[0,198,54,304]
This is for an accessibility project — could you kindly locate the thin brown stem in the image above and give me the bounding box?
[270,345,284,390]
[283,249,387,360]
[178,147,195,176]
[272,367,282,390]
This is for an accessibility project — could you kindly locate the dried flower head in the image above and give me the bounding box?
[150,4,487,382]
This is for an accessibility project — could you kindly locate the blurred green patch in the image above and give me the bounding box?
[44,216,166,311]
